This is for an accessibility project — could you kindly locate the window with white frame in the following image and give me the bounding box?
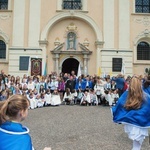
[137,41,150,60]
[135,0,150,13]
[0,0,8,10]
[0,40,6,59]
[62,0,82,10]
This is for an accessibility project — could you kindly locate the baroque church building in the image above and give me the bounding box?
[0,0,150,77]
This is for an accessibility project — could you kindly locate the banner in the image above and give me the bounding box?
[121,58,125,75]
[97,67,101,76]
[43,62,47,76]
[31,58,42,76]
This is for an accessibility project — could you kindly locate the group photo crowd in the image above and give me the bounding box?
[0,69,150,109]
[1,68,150,150]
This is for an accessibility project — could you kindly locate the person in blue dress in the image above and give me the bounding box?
[112,76,150,150]
[142,75,150,95]
[0,94,34,150]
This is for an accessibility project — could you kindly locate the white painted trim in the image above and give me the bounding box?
[103,0,115,48]
[0,30,9,62]
[133,0,135,13]
[12,0,25,47]
[57,0,62,10]
[133,36,150,64]
[119,0,130,49]
[8,0,12,10]
[40,12,102,42]
[28,0,41,47]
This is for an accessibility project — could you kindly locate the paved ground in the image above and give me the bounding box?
[23,105,150,150]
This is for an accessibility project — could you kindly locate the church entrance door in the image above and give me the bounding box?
[62,58,79,75]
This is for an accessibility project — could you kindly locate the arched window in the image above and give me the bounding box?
[63,0,82,10]
[0,0,8,10]
[137,41,150,60]
[135,0,150,13]
[67,32,76,50]
[0,40,6,59]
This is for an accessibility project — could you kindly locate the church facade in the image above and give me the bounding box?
[0,0,150,77]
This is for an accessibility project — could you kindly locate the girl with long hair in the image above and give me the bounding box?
[112,76,150,150]
[0,94,34,150]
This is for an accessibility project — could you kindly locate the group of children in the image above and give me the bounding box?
[62,87,119,107]
[0,86,119,110]
[0,72,122,109]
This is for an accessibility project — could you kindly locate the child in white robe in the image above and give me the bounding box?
[51,89,61,106]
[36,94,44,108]
[28,93,37,109]
[90,89,98,106]
[45,89,52,106]
[80,90,91,106]
[104,90,113,106]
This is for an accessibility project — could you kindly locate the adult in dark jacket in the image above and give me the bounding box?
[111,73,125,96]
[65,75,75,93]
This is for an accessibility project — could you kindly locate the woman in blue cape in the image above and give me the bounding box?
[0,95,34,150]
[142,75,150,95]
[112,76,150,150]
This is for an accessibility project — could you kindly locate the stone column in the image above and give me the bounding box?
[95,40,104,74]
[54,54,60,74]
[83,54,88,76]
[39,40,48,76]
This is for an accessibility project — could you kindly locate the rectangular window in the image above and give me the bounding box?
[0,40,6,59]
[0,0,8,10]
[19,56,29,70]
[135,0,150,13]
[0,50,6,59]
[112,58,122,72]
[63,0,82,10]
[137,49,150,60]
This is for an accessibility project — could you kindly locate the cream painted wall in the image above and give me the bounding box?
[0,0,150,76]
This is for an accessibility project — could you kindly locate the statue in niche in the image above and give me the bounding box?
[67,32,76,50]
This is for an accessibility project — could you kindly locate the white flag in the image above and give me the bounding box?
[84,65,87,75]
[103,68,106,78]
[121,58,125,75]
[77,63,82,77]
[27,57,31,76]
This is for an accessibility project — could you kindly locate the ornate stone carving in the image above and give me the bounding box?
[54,37,60,48]
[83,38,89,48]
[66,23,77,31]
[134,16,150,26]
[134,29,150,45]
[0,14,11,20]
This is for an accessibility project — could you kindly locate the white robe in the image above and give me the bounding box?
[45,93,52,105]
[51,95,61,106]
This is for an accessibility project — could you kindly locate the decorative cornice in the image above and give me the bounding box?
[134,16,150,26]
[9,47,42,51]
[134,29,150,45]
[95,41,104,46]
[51,43,65,53]
[39,40,48,47]
[51,43,92,55]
